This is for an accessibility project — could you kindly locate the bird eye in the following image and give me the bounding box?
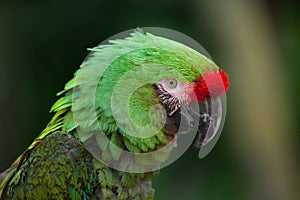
[165,78,178,89]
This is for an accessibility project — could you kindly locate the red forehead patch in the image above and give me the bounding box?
[189,69,230,102]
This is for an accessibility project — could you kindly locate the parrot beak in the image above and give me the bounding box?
[175,95,226,158]
[194,96,226,158]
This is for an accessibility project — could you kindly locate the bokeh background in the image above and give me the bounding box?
[0,0,299,199]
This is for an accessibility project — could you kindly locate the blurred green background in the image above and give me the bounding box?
[0,0,299,199]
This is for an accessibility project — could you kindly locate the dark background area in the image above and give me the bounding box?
[0,0,299,199]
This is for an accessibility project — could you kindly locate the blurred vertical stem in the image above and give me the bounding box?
[194,0,299,199]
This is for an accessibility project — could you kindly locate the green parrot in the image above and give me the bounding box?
[0,30,229,200]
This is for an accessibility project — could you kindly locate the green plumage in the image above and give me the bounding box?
[0,30,218,199]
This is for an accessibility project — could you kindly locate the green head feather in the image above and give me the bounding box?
[46,30,221,172]
[70,30,217,144]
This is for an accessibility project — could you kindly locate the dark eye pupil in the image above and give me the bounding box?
[169,80,174,85]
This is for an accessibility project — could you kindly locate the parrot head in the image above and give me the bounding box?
[71,29,230,171]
